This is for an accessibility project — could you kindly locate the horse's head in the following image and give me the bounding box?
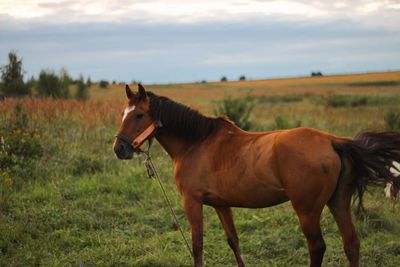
[113,84,155,159]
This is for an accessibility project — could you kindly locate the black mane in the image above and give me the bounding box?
[147,92,224,142]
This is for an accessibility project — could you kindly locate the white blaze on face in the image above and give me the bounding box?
[122,105,136,122]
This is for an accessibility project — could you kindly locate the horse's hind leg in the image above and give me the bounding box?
[328,185,360,267]
[296,212,326,267]
[328,206,360,267]
[214,206,246,267]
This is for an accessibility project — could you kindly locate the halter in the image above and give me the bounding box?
[115,123,157,153]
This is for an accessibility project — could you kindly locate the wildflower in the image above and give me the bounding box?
[3,177,13,186]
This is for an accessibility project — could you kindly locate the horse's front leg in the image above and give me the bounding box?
[214,206,246,267]
[184,194,204,267]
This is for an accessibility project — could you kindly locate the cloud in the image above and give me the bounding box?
[1,15,399,83]
[0,1,399,83]
[0,0,399,27]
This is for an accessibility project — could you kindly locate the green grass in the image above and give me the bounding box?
[1,74,400,266]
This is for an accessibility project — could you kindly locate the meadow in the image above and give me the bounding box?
[1,71,400,266]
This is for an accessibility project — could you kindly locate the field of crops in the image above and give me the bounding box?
[1,71,400,266]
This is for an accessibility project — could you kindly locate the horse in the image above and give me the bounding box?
[113,84,400,267]
[385,161,400,201]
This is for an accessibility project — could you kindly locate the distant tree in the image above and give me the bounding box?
[75,75,89,101]
[311,71,323,77]
[59,68,71,98]
[131,80,142,85]
[0,51,30,95]
[86,77,92,88]
[201,80,207,84]
[99,80,109,89]
[36,69,70,98]
[239,75,246,81]
[221,76,228,82]
[26,76,36,92]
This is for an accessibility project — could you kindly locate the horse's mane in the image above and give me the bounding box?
[147,92,227,142]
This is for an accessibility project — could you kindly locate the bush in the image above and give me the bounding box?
[0,51,30,95]
[258,94,305,104]
[239,75,246,81]
[36,69,70,98]
[273,116,302,130]
[384,110,400,130]
[316,94,368,107]
[99,80,109,89]
[220,76,228,82]
[214,95,254,130]
[75,75,89,101]
[0,103,42,184]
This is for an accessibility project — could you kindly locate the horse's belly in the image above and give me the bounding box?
[204,175,289,208]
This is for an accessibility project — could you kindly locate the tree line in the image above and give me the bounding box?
[0,51,91,100]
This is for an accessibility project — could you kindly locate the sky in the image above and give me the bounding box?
[0,0,399,83]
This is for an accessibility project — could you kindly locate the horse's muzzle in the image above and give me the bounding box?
[113,140,134,160]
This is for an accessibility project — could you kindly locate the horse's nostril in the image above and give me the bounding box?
[114,142,125,155]
[119,143,125,151]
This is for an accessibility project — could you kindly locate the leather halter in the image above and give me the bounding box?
[115,123,157,152]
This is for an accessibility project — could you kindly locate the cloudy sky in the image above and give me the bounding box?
[1,0,399,83]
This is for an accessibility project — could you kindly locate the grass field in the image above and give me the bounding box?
[1,71,400,266]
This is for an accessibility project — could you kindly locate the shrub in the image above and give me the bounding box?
[75,75,89,101]
[316,94,368,107]
[273,115,302,130]
[0,51,30,95]
[220,76,228,82]
[36,69,70,98]
[239,75,246,81]
[258,94,305,104]
[384,110,400,130]
[0,103,42,184]
[99,80,109,89]
[214,95,254,130]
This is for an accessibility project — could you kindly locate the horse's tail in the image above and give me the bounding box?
[332,131,400,212]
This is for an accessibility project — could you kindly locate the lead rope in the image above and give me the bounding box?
[142,149,194,260]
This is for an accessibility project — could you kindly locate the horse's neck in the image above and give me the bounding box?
[156,133,189,160]
[155,122,241,160]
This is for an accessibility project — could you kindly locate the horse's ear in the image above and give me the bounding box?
[125,84,134,99]
[138,84,147,101]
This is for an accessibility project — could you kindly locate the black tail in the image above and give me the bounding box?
[332,131,400,212]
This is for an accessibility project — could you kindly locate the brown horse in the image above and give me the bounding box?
[113,84,400,267]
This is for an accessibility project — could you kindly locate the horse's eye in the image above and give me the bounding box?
[136,113,144,119]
